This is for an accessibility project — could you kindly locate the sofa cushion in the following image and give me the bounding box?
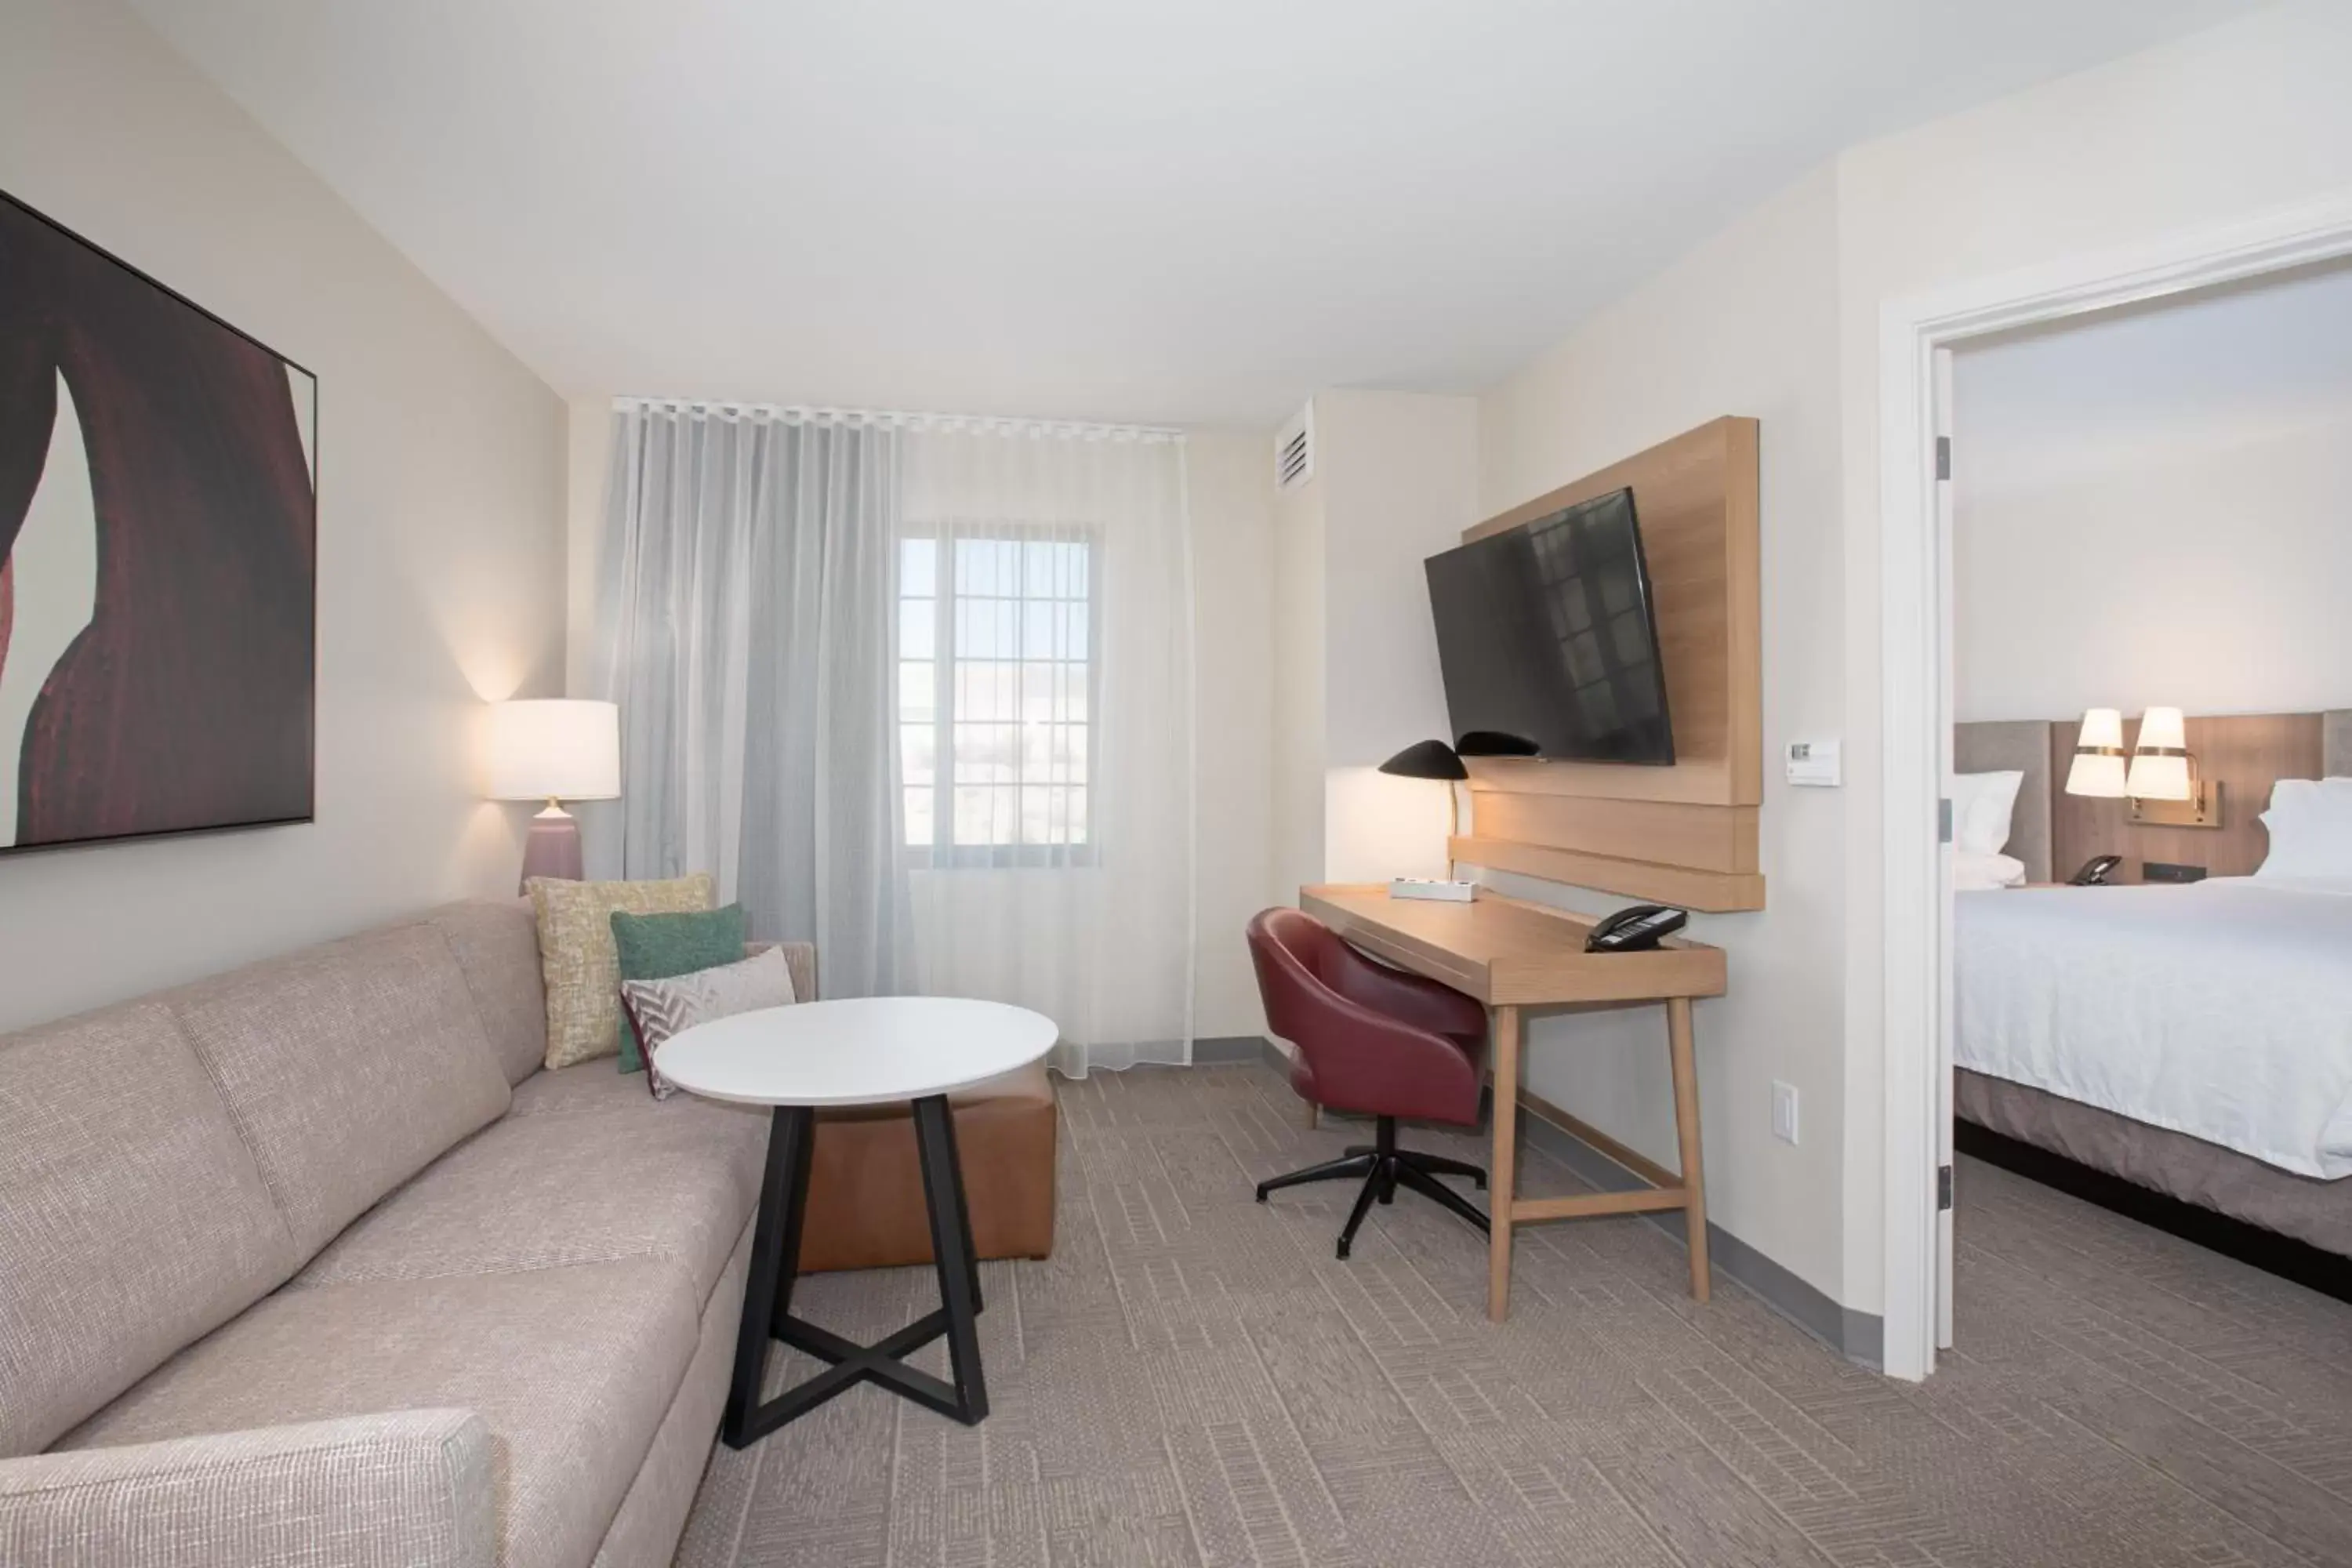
[625,946,800,1099]
[0,1004,298,1457]
[608,902,748,1073]
[62,1260,696,1568]
[295,1093,767,1304]
[529,873,714,1070]
[506,1058,674,1120]
[164,923,514,1259]
[426,898,549,1086]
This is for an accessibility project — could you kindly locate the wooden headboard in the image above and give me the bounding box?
[1957,710,2352,884]
[1452,417,1764,912]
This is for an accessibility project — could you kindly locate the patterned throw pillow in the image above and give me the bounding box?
[609,903,748,1073]
[621,946,800,1099]
[529,873,715,1069]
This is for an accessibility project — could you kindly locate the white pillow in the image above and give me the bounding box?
[623,946,800,1100]
[1950,770,2024,857]
[2256,778,2352,880]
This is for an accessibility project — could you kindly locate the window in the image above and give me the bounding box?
[898,532,1096,862]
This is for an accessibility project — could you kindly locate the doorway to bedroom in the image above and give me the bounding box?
[1928,251,2352,1364]
[1874,198,2352,1381]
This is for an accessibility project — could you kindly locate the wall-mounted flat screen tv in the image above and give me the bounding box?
[1423,486,1674,765]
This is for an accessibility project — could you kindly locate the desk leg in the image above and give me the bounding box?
[1667,997,1711,1303]
[1486,1004,1520,1323]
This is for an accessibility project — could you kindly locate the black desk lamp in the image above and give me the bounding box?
[1379,739,1469,840]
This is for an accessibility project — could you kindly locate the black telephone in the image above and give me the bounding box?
[2069,854,2122,886]
[1586,904,1688,953]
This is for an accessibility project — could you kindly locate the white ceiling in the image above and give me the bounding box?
[1955,258,2352,496]
[137,0,2259,426]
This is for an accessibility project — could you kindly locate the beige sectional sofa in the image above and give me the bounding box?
[0,898,810,1568]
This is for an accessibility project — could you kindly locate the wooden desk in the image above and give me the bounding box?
[1300,884,1727,1322]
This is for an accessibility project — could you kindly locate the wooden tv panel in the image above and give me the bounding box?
[1450,416,1765,912]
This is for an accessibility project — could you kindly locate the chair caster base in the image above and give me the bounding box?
[1254,1115,1490,1262]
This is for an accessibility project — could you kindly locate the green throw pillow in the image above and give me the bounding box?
[610,903,748,1073]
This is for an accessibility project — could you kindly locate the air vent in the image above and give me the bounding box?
[1274,402,1315,493]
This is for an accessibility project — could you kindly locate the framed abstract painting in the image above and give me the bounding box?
[0,189,316,855]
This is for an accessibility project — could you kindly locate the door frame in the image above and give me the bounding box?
[1875,187,2352,1383]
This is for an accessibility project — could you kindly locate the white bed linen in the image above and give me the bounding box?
[1952,851,2025,891]
[1955,877,2352,1178]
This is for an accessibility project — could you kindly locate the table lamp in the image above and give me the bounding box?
[1378,739,1475,902]
[2063,708,2126,798]
[487,699,621,891]
[1379,739,1468,836]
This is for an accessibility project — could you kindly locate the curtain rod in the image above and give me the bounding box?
[612,395,1184,442]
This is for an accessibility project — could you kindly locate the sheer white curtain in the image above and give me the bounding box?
[595,401,1196,1075]
[594,402,910,996]
[897,423,1196,1075]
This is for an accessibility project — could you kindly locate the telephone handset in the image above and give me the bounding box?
[2069,854,2123,887]
[1585,904,1689,953]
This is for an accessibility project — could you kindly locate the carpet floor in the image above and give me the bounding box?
[672,1062,2352,1567]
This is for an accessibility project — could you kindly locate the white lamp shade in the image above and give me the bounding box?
[2125,753,2190,800]
[2134,706,2187,752]
[486,700,621,801]
[2077,707,2125,750]
[2065,708,2128,797]
[2125,706,2191,800]
[2066,752,2127,798]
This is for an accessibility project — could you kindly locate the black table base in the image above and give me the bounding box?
[720,1094,986,1446]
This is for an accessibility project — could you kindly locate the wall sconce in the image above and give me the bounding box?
[2063,707,2126,798]
[2125,706,2220,828]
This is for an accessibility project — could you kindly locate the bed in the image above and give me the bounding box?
[1951,713,2352,1267]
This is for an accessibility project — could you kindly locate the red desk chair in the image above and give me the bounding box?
[1246,908,1490,1258]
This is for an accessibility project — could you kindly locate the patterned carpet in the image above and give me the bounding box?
[673,1062,2352,1567]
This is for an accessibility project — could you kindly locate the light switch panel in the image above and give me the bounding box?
[1785,739,1842,787]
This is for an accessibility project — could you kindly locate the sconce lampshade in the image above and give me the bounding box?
[487,700,622,802]
[2126,706,2192,801]
[1378,739,1468,782]
[2064,707,2127,799]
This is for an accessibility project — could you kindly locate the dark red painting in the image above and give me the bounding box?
[0,191,315,854]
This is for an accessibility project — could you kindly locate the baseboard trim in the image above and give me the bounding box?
[1501,1087,1880,1366]
[1192,1035,1271,1065]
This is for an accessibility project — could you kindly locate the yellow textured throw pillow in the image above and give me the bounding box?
[530,873,715,1069]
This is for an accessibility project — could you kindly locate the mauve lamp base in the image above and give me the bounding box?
[519,802,584,895]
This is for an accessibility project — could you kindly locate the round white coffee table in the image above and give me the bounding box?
[655,996,1057,1443]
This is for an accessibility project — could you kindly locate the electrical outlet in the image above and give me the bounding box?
[1771,1081,1800,1145]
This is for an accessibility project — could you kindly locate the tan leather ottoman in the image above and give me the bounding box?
[798,1059,1057,1272]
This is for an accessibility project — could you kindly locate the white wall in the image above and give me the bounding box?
[1468,0,2352,1327]
[1181,429,1276,1038]
[1835,0,2352,1314]
[0,0,566,1033]
[1268,464,1328,904]
[1316,390,1481,885]
[560,404,1276,1039]
[1955,412,2352,722]
[1473,164,1851,1306]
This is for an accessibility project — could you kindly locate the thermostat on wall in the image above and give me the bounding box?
[1785,739,1842,787]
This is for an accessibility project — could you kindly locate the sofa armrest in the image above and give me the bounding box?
[0,1411,495,1568]
[746,940,818,1002]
